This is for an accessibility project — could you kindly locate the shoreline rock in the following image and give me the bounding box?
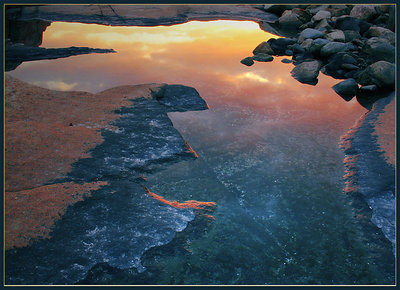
[5,75,208,250]
[244,4,395,108]
[6,5,278,28]
[5,43,116,71]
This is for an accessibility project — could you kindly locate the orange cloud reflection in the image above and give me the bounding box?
[7,20,367,132]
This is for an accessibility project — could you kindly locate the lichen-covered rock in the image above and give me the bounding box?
[332,78,359,101]
[291,8,311,23]
[358,61,395,88]
[350,5,378,22]
[290,60,322,85]
[312,10,331,22]
[326,30,346,42]
[362,37,395,63]
[279,10,303,28]
[365,26,395,44]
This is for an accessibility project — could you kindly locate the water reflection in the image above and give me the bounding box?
[5,19,395,285]
[7,20,366,130]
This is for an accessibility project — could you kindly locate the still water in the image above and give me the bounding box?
[6,20,394,285]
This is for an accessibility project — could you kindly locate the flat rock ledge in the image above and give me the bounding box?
[6,5,279,27]
[5,42,116,71]
[5,75,208,251]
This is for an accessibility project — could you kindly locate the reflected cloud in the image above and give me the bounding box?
[237,72,270,83]
[85,31,199,45]
[32,80,78,91]
[8,19,366,128]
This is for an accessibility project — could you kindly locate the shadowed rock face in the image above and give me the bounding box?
[5,19,50,46]
[6,4,279,27]
[5,44,116,71]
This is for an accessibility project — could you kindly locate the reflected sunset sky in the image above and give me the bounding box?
[7,20,366,126]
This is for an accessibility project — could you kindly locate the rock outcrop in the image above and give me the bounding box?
[5,43,116,71]
[5,75,208,251]
[244,4,395,108]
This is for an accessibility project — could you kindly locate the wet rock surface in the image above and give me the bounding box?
[339,93,395,252]
[4,4,396,285]
[5,75,210,284]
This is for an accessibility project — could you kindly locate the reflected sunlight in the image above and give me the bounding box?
[32,80,78,91]
[7,19,367,127]
[237,72,270,83]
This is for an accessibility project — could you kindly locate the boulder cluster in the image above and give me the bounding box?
[241,4,395,108]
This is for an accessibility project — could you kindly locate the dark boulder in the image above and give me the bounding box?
[309,38,330,55]
[157,84,209,112]
[290,60,322,85]
[252,53,274,62]
[281,58,292,63]
[365,26,395,44]
[292,51,315,64]
[358,61,395,88]
[320,41,348,57]
[362,37,395,63]
[289,43,306,54]
[344,30,361,42]
[240,57,254,66]
[332,78,359,101]
[267,37,297,55]
[335,16,361,32]
[320,52,358,79]
[253,41,275,55]
[299,28,324,40]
